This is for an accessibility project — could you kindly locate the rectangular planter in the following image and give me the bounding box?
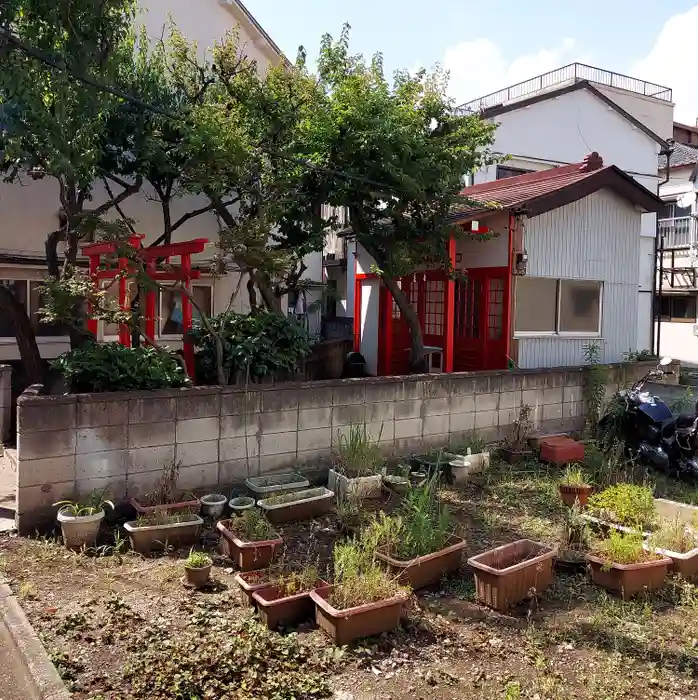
[130,496,200,516]
[245,473,309,498]
[124,514,203,554]
[310,585,408,646]
[258,487,334,525]
[375,535,466,590]
[328,469,382,500]
[216,519,283,571]
[234,570,275,607]
[645,543,698,581]
[253,580,328,629]
[500,448,534,465]
[581,514,651,539]
[587,554,672,599]
[468,539,557,611]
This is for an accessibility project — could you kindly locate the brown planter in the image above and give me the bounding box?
[258,487,334,525]
[184,563,212,588]
[130,496,200,516]
[500,448,534,464]
[217,519,282,571]
[310,585,408,646]
[645,544,698,581]
[234,570,274,607]
[468,539,557,611]
[559,484,593,508]
[123,515,203,554]
[587,553,672,599]
[253,579,328,629]
[375,535,466,590]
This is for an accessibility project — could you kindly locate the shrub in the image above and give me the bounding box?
[53,342,187,393]
[587,483,657,530]
[188,310,311,385]
[591,530,659,566]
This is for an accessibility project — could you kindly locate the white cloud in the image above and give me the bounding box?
[444,37,587,106]
[632,5,698,125]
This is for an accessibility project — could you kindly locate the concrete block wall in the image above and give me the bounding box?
[0,365,10,443]
[15,362,652,532]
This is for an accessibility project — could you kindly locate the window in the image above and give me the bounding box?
[496,165,534,180]
[160,285,213,336]
[0,279,69,339]
[661,200,692,220]
[515,277,602,335]
[658,294,697,322]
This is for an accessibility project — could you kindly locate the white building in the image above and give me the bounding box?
[457,63,673,357]
[0,0,325,364]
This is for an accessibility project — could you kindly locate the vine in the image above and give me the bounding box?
[582,341,607,438]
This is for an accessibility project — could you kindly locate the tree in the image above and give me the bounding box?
[308,26,497,371]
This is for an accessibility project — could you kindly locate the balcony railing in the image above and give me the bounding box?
[458,62,672,114]
[659,216,696,249]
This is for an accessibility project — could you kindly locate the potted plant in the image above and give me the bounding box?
[556,502,590,574]
[258,487,335,524]
[54,489,114,550]
[183,550,213,588]
[124,512,204,554]
[234,568,275,607]
[587,530,672,599]
[558,464,593,508]
[374,475,466,590]
[252,566,328,630]
[310,535,409,646]
[646,517,698,580]
[500,404,534,464]
[584,483,657,536]
[467,539,557,611]
[217,509,283,571]
[229,495,255,515]
[200,494,227,519]
[328,423,385,500]
[130,460,200,516]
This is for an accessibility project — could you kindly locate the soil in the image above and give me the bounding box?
[1,462,698,699]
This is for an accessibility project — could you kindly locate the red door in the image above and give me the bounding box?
[453,267,509,372]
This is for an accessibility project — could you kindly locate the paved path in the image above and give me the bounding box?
[0,621,36,700]
[0,453,16,532]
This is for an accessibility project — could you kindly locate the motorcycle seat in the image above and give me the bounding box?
[675,414,696,429]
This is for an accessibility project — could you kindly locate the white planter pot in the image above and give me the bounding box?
[328,469,382,500]
[229,496,256,514]
[449,451,490,485]
[201,493,227,519]
[57,508,104,549]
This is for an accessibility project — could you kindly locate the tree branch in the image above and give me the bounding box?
[86,175,142,219]
[101,176,137,234]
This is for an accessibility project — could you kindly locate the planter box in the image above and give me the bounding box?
[245,473,309,498]
[130,496,200,516]
[468,539,557,611]
[581,514,651,538]
[449,452,490,485]
[258,487,334,525]
[375,535,466,590]
[559,484,593,508]
[654,498,698,524]
[645,543,698,581]
[234,569,275,607]
[328,469,382,500]
[500,448,534,465]
[310,585,408,646]
[124,514,203,554]
[217,519,282,571]
[587,554,672,599]
[540,437,584,465]
[253,580,328,629]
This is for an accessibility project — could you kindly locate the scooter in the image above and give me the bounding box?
[598,357,698,478]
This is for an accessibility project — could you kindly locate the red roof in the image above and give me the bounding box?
[452,152,662,222]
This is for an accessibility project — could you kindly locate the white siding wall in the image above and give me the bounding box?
[517,189,641,368]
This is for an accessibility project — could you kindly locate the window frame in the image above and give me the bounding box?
[514,276,603,338]
[659,294,697,323]
[496,164,534,180]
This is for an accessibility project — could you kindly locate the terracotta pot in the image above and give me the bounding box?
[258,488,334,525]
[468,539,557,611]
[310,585,408,646]
[130,496,200,516]
[234,570,274,607]
[216,519,282,571]
[184,563,212,588]
[253,580,328,629]
[500,448,534,465]
[645,543,698,581]
[375,535,466,590]
[559,484,593,508]
[56,508,104,550]
[587,553,672,599]
[123,514,203,554]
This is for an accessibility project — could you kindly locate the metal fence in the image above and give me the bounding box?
[659,217,696,249]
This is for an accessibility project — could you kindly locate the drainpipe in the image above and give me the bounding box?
[653,140,674,356]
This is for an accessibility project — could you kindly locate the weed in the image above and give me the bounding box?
[18,581,38,599]
[587,483,657,530]
[143,460,184,506]
[450,433,488,455]
[275,566,319,597]
[591,530,660,567]
[560,463,589,486]
[503,403,533,450]
[231,508,277,542]
[335,496,368,532]
[583,340,607,437]
[185,550,212,568]
[648,517,698,554]
[334,422,384,477]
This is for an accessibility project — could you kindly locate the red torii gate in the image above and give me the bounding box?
[81,234,209,377]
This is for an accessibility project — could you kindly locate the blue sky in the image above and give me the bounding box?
[244,0,698,122]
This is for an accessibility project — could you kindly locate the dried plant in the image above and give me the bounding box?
[147,460,183,506]
[504,404,533,451]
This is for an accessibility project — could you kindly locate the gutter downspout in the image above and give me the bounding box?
[653,140,674,356]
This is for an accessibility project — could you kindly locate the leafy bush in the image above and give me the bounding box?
[587,483,657,530]
[591,530,659,566]
[53,342,187,393]
[189,310,311,385]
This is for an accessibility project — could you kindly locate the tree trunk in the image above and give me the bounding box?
[255,272,282,313]
[0,285,44,384]
[380,274,428,373]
